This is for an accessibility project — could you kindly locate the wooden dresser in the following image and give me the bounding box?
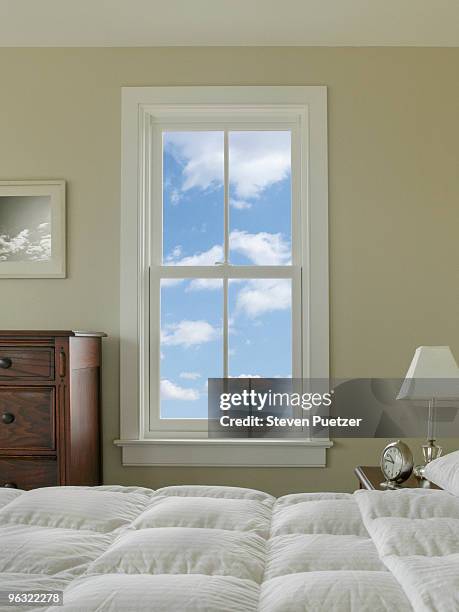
[0,331,105,490]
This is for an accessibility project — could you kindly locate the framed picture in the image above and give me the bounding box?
[0,180,66,278]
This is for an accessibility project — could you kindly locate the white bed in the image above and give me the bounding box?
[0,476,457,611]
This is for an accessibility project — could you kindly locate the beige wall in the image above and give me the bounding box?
[0,47,458,495]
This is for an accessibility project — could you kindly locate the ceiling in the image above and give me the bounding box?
[0,0,458,47]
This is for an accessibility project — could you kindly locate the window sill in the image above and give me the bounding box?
[114,438,333,467]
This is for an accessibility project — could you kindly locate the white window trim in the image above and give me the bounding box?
[116,86,331,467]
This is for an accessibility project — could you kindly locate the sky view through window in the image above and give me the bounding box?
[161,130,292,418]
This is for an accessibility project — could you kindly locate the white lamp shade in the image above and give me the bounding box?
[397,346,459,400]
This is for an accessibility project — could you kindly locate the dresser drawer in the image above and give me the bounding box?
[0,348,54,380]
[0,388,55,451]
[0,457,58,490]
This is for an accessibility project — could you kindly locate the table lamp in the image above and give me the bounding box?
[397,346,459,477]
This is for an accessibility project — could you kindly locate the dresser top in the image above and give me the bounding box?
[0,330,107,337]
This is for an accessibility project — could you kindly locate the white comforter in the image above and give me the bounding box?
[0,485,456,611]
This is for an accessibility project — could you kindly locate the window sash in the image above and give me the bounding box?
[150,121,302,266]
[150,266,301,434]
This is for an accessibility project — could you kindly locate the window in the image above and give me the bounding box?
[155,128,298,432]
[118,87,330,466]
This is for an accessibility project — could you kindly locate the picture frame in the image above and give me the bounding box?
[0,180,66,278]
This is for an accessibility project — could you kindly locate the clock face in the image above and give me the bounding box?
[383,447,403,480]
[381,441,414,484]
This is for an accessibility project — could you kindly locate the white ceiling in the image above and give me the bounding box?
[0,0,458,47]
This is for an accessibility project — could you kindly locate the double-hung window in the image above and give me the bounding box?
[118,87,330,466]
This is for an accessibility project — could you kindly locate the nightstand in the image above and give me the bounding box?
[355,466,442,491]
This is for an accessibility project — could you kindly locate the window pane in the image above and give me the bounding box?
[229,131,291,265]
[228,279,292,377]
[163,131,224,265]
[160,278,223,418]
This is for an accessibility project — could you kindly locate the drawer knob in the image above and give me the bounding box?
[3,482,17,488]
[0,357,12,369]
[2,412,15,425]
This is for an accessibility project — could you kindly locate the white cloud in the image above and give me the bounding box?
[165,230,290,276]
[161,379,199,401]
[180,372,201,380]
[230,374,262,378]
[163,244,223,292]
[26,235,51,260]
[164,130,290,204]
[236,279,291,318]
[161,278,183,288]
[0,226,51,262]
[162,244,224,291]
[166,244,223,267]
[230,199,252,210]
[229,131,291,200]
[164,131,224,193]
[187,278,222,291]
[165,245,183,261]
[170,189,182,205]
[161,320,220,347]
[230,230,290,265]
[0,229,30,255]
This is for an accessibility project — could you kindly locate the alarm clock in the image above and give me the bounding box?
[380,440,414,489]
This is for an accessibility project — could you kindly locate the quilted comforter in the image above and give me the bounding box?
[0,484,457,611]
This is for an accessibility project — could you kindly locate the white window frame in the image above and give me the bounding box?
[151,112,301,436]
[116,86,331,466]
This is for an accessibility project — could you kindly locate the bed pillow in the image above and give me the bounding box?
[424,450,459,495]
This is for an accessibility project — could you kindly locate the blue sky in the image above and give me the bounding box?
[161,131,292,419]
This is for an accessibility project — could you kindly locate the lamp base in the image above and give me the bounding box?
[422,439,442,463]
[380,480,401,489]
[413,464,426,479]
[414,440,442,479]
